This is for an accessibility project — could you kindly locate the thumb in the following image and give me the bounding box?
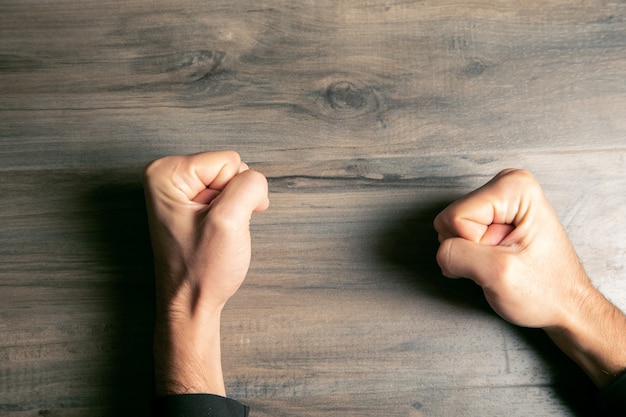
[436,237,501,286]
[207,169,270,224]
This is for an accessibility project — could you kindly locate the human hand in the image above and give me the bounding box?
[143,150,269,396]
[433,169,589,329]
[434,169,626,387]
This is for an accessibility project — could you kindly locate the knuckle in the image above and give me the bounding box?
[512,169,537,185]
[246,169,269,190]
[221,150,241,166]
[502,168,538,188]
[433,212,446,233]
[497,169,545,201]
[143,156,174,185]
[491,252,519,286]
[207,205,246,234]
[436,239,454,274]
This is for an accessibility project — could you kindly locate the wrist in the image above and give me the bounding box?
[154,304,226,396]
[545,287,626,388]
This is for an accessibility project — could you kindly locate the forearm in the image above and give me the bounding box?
[546,287,626,388]
[154,310,226,396]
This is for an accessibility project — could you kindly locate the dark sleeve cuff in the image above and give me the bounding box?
[599,371,626,417]
[152,394,249,417]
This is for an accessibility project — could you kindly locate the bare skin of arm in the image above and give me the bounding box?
[434,169,626,388]
[143,151,269,396]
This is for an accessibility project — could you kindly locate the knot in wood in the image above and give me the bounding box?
[170,50,226,82]
[320,80,379,120]
[463,60,487,78]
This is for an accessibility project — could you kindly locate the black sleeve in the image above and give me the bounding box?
[149,376,626,417]
[152,394,249,417]
[599,371,626,417]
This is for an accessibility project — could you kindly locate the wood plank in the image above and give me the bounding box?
[1,150,623,415]
[1,0,625,415]
[1,1,625,170]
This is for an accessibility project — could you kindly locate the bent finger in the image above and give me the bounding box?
[188,150,244,193]
[436,237,502,289]
[480,223,515,246]
[207,169,270,224]
[192,160,252,205]
[434,169,537,243]
[145,151,246,202]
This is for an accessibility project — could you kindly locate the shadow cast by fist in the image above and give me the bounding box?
[82,172,156,416]
[376,199,491,313]
[375,199,599,417]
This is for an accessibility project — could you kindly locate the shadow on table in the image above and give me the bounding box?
[84,175,600,416]
[84,172,155,416]
[375,199,599,417]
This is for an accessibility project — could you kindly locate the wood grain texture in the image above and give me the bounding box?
[1,0,625,416]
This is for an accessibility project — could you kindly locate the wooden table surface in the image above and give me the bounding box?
[1,1,625,416]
